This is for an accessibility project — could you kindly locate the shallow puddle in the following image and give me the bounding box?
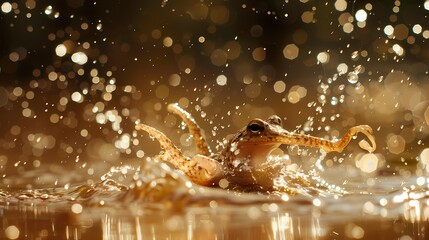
[1,161,429,239]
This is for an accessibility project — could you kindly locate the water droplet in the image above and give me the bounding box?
[347,72,359,84]
[337,63,348,75]
[354,64,364,74]
[44,6,53,15]
[351,51,359,60]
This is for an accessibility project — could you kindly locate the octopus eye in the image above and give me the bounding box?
[247,121,264,133]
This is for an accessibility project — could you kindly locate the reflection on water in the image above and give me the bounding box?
[1,164,429,239]
[1,188,429,239]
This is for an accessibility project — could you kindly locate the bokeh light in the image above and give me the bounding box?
[355,9,367,22]
[1,2,12,13]
[283,44,299,60]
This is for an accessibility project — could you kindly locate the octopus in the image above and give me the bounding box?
[135,103,376,189]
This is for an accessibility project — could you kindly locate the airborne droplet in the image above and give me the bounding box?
[347,72,359,84]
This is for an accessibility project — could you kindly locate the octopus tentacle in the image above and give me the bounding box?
[135,124,184,164]
[167,103,212,156]
[332,125,376,153]
[135,124,221,186]
[268,125,376,153]
[309,125,376,153]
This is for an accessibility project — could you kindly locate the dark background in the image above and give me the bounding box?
[0,0,428,186]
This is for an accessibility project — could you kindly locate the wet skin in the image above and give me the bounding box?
[135,103,376,187]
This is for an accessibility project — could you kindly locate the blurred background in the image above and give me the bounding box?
[0,0,429,188]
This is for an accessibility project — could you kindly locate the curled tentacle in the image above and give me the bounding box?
[239,125,376,153]
[167,103,212,156]
[289,125,376,153]
[135,124,221,186]
[135,124,184,163]
[337,125,376,153]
